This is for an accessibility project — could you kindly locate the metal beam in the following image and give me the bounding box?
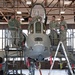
[44,0,47,6]
[47,0,54,7]
[47,14,75,16]
[58,0,61,16]
[0,6,75,8]
[41,0,44,4]
[47,1,59,15]
[4,0,16,15]
[64,0,74,11]
[34,0,37,4]
[5,0,14,7]
[21,0,30,14]
[32,0,33,4]
[0,11,8,22]
[0,13,74,16]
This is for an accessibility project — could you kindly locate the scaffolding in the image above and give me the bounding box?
[4,29,24,75]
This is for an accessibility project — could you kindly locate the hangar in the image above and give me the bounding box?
[0,0,75,75]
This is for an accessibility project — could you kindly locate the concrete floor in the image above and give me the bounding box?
[9,69,68,75]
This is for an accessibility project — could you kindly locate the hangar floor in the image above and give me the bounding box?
[8,69,68,75]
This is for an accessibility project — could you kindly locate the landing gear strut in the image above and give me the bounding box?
[29,61,35,75]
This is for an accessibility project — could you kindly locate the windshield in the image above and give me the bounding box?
[35,22,41,33]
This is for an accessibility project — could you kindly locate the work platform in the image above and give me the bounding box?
[4,46,24,75]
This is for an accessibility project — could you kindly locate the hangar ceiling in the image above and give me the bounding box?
[0,0,75,24]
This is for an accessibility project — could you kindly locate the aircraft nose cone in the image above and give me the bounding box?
[33,44,44,52]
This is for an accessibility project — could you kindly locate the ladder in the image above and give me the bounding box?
[48,41,74,75]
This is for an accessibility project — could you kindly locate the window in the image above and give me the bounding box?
[67,29,75,51]
[0,29,28,50]
[0,30,5,50]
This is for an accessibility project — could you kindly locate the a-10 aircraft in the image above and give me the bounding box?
[24,3,51,61]
[23,4,51,75]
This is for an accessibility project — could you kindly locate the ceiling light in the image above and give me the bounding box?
[20,18,24,21]
[60,11,65,14]
[17,11,22,14]
[64,1,72,5]
[26,0,32,5]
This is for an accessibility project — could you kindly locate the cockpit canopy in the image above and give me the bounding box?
[28,20,46,34]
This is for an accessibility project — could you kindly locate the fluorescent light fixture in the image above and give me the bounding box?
[26,0,32,5]
[64,1,72,5]
[20,18,24,21]
[60,11,65,14]
[17,11,22,14]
